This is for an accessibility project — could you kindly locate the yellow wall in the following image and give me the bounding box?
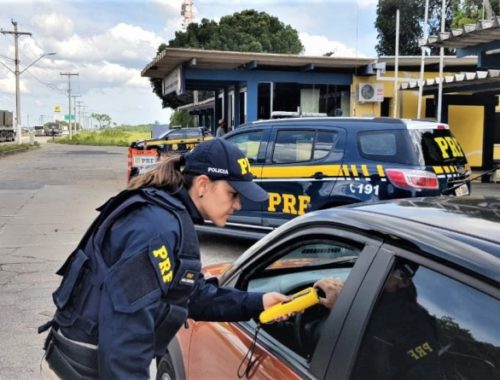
[350,76,381,117]
[448,105,484,167]
[495,144,500,161]
[353,71,446,119]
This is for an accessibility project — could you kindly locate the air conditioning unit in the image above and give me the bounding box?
[358,83,384,102]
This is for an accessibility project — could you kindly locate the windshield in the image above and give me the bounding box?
[410,129,468,166]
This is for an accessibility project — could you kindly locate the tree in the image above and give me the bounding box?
[375,0,424,56]
[376,0,500,56]
[150,10,304,109]
[91,113,112,129]
[169,110,194,128]
[449,0,499,28]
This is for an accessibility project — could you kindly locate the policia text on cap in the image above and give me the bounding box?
[38,139,291,379]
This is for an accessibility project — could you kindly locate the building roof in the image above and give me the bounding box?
[141,48,377,78]
[378,55,477,67]
[420,17,500,49]
[400,69,500,94]
[142,48,479,79]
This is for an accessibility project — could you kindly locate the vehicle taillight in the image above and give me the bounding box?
[385,169,439,190]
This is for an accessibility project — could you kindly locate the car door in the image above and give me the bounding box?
[260,125,346,227]
[322,245,500,380]
[186,222,382,379]
[224,127,271,227]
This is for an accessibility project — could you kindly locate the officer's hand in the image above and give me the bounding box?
[262,292,289,310]
[314,278,344,309]
[262,292,291,321]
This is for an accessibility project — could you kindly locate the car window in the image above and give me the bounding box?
[165,129,200,140]
[313,131,338,160]
[357,130,414,164]
[410,129,468,165]
[225,130,264,163]
[272,130,315,163]
[352,258,500,380]
[246,238,362,359]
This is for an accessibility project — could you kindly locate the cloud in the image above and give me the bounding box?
[37,22,163,67]
[32,12,74,37]
[357,0,378,9]
[299,32,367,57]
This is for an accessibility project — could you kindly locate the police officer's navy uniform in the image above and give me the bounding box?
[40,185,265,379]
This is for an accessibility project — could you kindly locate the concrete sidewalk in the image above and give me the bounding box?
[470,181,500,197]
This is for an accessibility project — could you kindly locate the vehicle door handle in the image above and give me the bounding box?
[313,172,324,179]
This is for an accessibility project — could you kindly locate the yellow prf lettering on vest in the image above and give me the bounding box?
[407,342,433,360]
[267,192,311,215]
[237,157,251,175]
[152,245,173,283]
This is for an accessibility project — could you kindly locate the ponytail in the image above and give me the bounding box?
[128,155,194,191]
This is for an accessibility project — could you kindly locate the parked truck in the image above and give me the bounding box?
[0,110,15,142]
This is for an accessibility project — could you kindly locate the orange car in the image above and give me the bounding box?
[157,197,500,380]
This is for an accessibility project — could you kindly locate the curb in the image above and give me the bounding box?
[0,144,40,157]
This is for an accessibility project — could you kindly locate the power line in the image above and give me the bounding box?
[25,70,66,95]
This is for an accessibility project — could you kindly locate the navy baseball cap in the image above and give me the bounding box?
[182,138,268,203]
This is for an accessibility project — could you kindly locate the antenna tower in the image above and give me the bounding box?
[181,0,194,30]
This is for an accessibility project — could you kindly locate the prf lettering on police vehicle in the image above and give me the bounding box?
[152,245,173,283]
[223,118,469,229]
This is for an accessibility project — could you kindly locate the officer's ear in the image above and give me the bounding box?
[192,175,211,198]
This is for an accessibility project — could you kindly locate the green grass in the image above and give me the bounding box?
[54,128,151,147]
[0,142,39,155]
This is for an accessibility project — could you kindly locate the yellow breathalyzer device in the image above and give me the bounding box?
[259,287,321,324]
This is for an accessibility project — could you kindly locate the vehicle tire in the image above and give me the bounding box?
[156,354,176,380]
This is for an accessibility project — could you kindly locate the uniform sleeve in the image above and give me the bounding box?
[187,275,264,322]
[97,206,181,379]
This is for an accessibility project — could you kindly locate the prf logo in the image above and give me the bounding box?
[237,157,251,175]
[152,245,173,283]
[434,136,464,159]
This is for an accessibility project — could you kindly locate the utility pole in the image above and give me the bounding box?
[1,20,32,144]
[76,101,85,130]
[60,72,79,139]
[71,95,80,133]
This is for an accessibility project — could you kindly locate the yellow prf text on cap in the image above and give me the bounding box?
[237,157,251,175]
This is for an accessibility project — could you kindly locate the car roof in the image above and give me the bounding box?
[285,196,500,284]
[239,117,448,130]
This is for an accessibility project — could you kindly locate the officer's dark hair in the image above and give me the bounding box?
[128,155,196,191]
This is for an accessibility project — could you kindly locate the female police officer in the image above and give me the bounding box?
[39,139,288,379]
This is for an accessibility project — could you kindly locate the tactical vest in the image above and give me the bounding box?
[39,187,201,354]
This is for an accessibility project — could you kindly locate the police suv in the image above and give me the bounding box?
[214,117,470,236]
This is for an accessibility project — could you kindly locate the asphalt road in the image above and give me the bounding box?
[0,138,498,379]
[0,139,251,379]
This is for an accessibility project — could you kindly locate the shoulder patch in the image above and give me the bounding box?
[148,237,175,294]
[150,243,174,285]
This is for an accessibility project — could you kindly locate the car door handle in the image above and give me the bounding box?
[313,172,324,179]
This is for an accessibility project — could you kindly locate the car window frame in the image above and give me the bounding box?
[221,223,383,378]
[224,127,272,165]
[265,125,345,166]
[325,242,500,380]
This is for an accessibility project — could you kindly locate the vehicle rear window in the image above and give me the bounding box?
[166,129,200,139]
[358,130,413,164]
[410,129,467,165]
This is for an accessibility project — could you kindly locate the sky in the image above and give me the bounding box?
[0,0,378,126]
